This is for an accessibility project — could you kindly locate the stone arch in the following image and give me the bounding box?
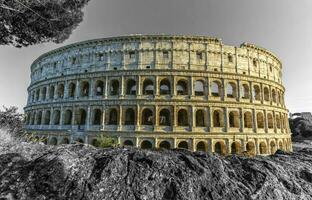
[123,140,134,146]
[142,108,154,125]
[264,87,270,101]
[53,110,61,125]
[211,81,222,97]
[257,112,264,129]
[68,82,76,98]
[241,83,250,99]
[159,79,171,95]
[272,89,276,103]
[246,141,256,155]
[196,141,207,152]
[108,108,118,125]
[253,85,261,101]
[244,111,252,128]
[267,113,274,129]
[110,79,119,96]
[95,80,104,96]
[178,141,189,149]
[143,79,154,95]
[36,111,42,125]
[194,80,204,96]
[177,79,188,95]
[80,81,89,97]
[178,109,189,126]
[141,140,153,149]
[126,79,136,95]
[159,141,171,149]
[64,110,72,125]
[196,109,205,127]
[49,85,55,99]
[229,111,239,128]
[125,108,135,125]
[49,137,58,145]
[226,82,237,98]
[159,108,171,126]
[270,141,276,154]
[213,109,224,127]
[61,138,70,144]
[214,141,226,155]
[278,141,283,150]
[41,87,47,100]
[231,141,241,154]
[259,142,267,154]
[57,83,65,99]
[75,138,84,144]
[77,109,87,125]
[93,109,102,125]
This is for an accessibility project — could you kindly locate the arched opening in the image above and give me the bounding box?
[160,79,171,95]
[267,113,274,129]
[50,137,58,145]
[64,110,72,125]
[93,109,102,125]
[211,81,221,97]
[279,141,283,150]
[264,87,270,101]
[143,79,154,95]
[241,84,250,99]
[213,110,224,127]
[253,85,261,101]
[244,112,252,128]
[108,108,118,125]
[95,80,104,96]
[270,141,276,154]
[126,79,136,95]
[141,140,153,149]
[30,112,36,125]
[80,81,90,97]
[68,82,76,98]
[61,138,70,144]
[142,108,154,125]
[125,108,135,125]
[272,89,276,103]
[41,87,47,100]
[57,84,64,99]
[75,138,84,144]
[276,115,281,129]
[123,140,134,146]
[49,86,55,99]
[77,109,87,125]
[214,141,226,155]
[246,142,255,155]
[36,111,42,125]
[231,142,241,154]
[196,141,206,152]
[53,110,60,125]
[159,141,171,149]
[177,80,188,95]
[277,91,281,104]
[178,109,188,126]
[178,141,189,149]
[226,82,236,98]
[36,89,40,101]
[229,111,239,128]
[43,111,50,125]
[259,142,267,154]
[257,112,264,129]
[159,109,171,126]
[110,79,119,96]
[194,80,204,96]
[196,110,205,127]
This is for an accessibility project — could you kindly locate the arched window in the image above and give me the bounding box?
[194,80,204,96]
[196,141,206,152]
[253,85,261,101]
[226,82,236,98]
[259,142,267,154]
[124,140,134,146]
[196,110,205,127]
[68,82,76,98]
[270,141,276,154]
[141,140,153,149]
[229,111,239,128]
[31,112,36,125]
[44,111,50,125]
[143,79,154,95]
[213,110,223,127]
[231,142,241,154]
[77,109,87,125]
[177,80,188,95]
[264,87,270,101]
[178,141,188,149]
[142,108,154,125]
[241,84,249,99]
[244,112,252,128]
[36,89,40,101]
[159,141,171,149]
[125,108,135,125]
[211,81,221,97]
[50,137,58,145]
[110,80,119,96]
[57,84,64,99]
[95,80,104,96]
[214,141,226,155]
[41,87,47,100]
[267,113,274,129]
[80,81,89,97]
[49,86,55,99]
[272,89,276,103]
[257,112,264,128]
[277,91,281,105]
[178,109,188,126]
[160,79,171,95]
[276,114,281,129]
[159,109,171,126]
[36,111,42,125]
[246,142,255,155]
[64,110,72,125]
[93,109,102,125]
[53,110,61,125]
[126,79,136,95]
[108,108,118,125]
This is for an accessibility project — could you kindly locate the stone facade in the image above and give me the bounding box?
[24,34,292,155]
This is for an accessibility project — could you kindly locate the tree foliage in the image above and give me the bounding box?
[0,106,24,135]
[93,134,118,148]
[0,0,90,47]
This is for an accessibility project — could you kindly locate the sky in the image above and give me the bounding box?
[0,0,311,113]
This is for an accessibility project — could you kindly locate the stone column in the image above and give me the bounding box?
[137,76,142,96]
[190,76,194,97]
[253,109,257,133]
[104,76,108,98]
[87,106,91,129]
[239,108,243,132]
[205,43,208,71]
[173,105,177,131]
[90,78,94,98]
[264,110,268,133]
[119,105,123,130]
[188,43,191,70]
[102,106,106,130]
[155,76,160,96]
[71,107,75,126]
[208,107,212,132]
[64,80,69,99]
[191,106,196,129]
[172,75,176,97]
[155,105,159,127]
[60,106,64,126]
[224,107,228,132]
[136,105,140,131]
[76,80,80,99]
[220,44,224,72]
[120,76,125,97]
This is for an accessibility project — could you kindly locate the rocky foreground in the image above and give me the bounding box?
[1,140,312,200]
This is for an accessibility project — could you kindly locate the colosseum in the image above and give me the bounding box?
[24,34,292,155]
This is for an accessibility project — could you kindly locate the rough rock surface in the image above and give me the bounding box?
[1,141,312,200]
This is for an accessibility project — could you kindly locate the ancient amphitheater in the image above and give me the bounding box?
[24,35,292,155]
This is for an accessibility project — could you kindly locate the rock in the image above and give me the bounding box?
[1,143,312,200]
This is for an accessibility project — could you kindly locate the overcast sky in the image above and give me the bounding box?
[0,0,311,113]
